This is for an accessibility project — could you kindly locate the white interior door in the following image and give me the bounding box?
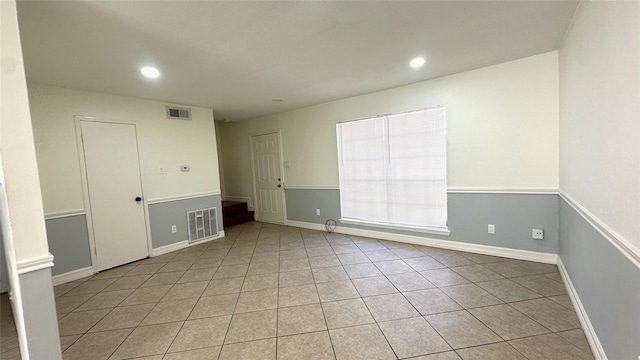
[81,121,148,271]
[252,132,284,224]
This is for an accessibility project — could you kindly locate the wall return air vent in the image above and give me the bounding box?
[187,208,218,243]
[166,106,191,120]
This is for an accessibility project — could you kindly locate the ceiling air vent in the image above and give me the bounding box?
[166,106,191,120]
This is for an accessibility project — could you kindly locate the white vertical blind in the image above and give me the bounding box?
[337,107,447,229]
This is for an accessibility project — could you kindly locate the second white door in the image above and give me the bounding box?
[81,120,149,271]
[251,132,284,224]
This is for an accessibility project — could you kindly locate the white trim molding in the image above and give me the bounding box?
[339,218,451,236]
[560,191,640,269]
[285,220,557,264]
[146,191,221,205]
[447,187,559,194]
[151,231,226,257]
[16,253,55,274]
[52,267,94,286]
[285,185,340,190]
[44,209,86,220]
[279,186,560,193]
[557,259,607,360]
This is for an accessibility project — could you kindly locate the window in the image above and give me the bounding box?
[336,107,448,232]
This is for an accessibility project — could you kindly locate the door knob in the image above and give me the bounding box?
[135,197,142,202]
[277,184,282,188]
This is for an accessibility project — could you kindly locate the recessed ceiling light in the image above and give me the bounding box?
[409,57,426,68]
[141,66,160,79]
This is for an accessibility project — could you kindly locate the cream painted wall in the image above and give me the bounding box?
[1,1,51,263]
[1,1,55,356]
[559,2,640,248]
[215,121,226,197]
[28,85,221,215]
[220,51,559,199]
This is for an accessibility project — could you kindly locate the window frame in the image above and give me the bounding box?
[336,107,450,235]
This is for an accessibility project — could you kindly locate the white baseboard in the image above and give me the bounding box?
[151,240,190,257]
[52,266,94,286]
[51,231,227,285]
[447,187,559,194]
[285,220,558,264]
[557,258,607,360]
[151,231,226,257]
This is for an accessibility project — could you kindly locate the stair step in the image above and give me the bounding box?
[222,201,248,216]
[222,201,254,227]
[223,211,255,228]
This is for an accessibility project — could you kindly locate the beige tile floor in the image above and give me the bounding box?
[3,221,596,359]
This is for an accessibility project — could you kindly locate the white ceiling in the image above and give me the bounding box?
[16,1,578,121]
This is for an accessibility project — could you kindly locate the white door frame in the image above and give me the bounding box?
[249,129,287,224]
[74,116,152,273]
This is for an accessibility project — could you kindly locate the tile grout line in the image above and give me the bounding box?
[369,249,516,357]
[260,223,281,360]
[105,239,219,359]
[217,231,248,355]
[313,230,341,360]
[153,246,221,351]
[50,222,592,359]
[354,273,402,359]
[61,262,152,357]
[160,232,232,358]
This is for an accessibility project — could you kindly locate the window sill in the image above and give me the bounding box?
[338,218,451,236]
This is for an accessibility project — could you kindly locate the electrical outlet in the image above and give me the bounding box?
[532,229,544,240]
[171,225,177,233]
[159,166,164,174]
[316,209,321,216]
[488,224,495,234]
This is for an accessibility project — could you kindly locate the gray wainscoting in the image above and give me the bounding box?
[1,231,8,293]
[285,189,558,254]
[19,267,62,359]
[559,198,640,360]
[46,214,92,276]
[148,194,223,248]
